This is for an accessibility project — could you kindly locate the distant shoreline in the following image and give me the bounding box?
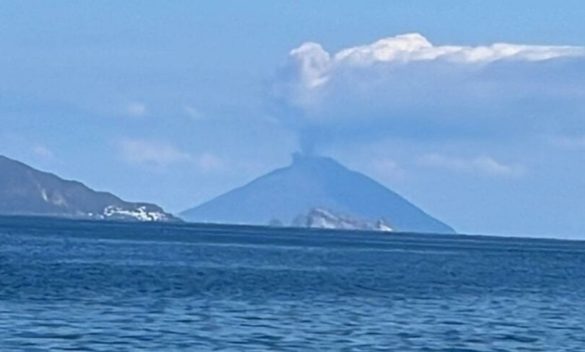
[0,213,581,243]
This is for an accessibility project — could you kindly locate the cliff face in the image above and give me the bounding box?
[291,208,393,232]
[0,155,178,222]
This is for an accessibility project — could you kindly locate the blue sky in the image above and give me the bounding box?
[1,1,585,238]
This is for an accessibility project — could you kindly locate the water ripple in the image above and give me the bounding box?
[1,219,585,351]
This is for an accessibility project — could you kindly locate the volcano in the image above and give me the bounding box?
[181,154,454,234]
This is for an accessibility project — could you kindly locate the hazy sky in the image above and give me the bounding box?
[2,1,585,238]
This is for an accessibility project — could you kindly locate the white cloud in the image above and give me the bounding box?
[184,105,204,120]
[32,145,54,160]
[290,33,585,90]
[273,33,585,152]
[196,152,225,172]
[550,135,585,150]
[119,139,190,167]
[125,102,148,117]
[118,138,225,172]
[417,154,524,177]
[290,42,332,89]
[369,158,406,180]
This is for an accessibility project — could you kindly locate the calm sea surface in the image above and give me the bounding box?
[1,216,585,351]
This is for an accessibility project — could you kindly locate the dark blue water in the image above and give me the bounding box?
[1,216,585,351]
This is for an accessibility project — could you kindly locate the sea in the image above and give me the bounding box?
[1,216,584,351]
